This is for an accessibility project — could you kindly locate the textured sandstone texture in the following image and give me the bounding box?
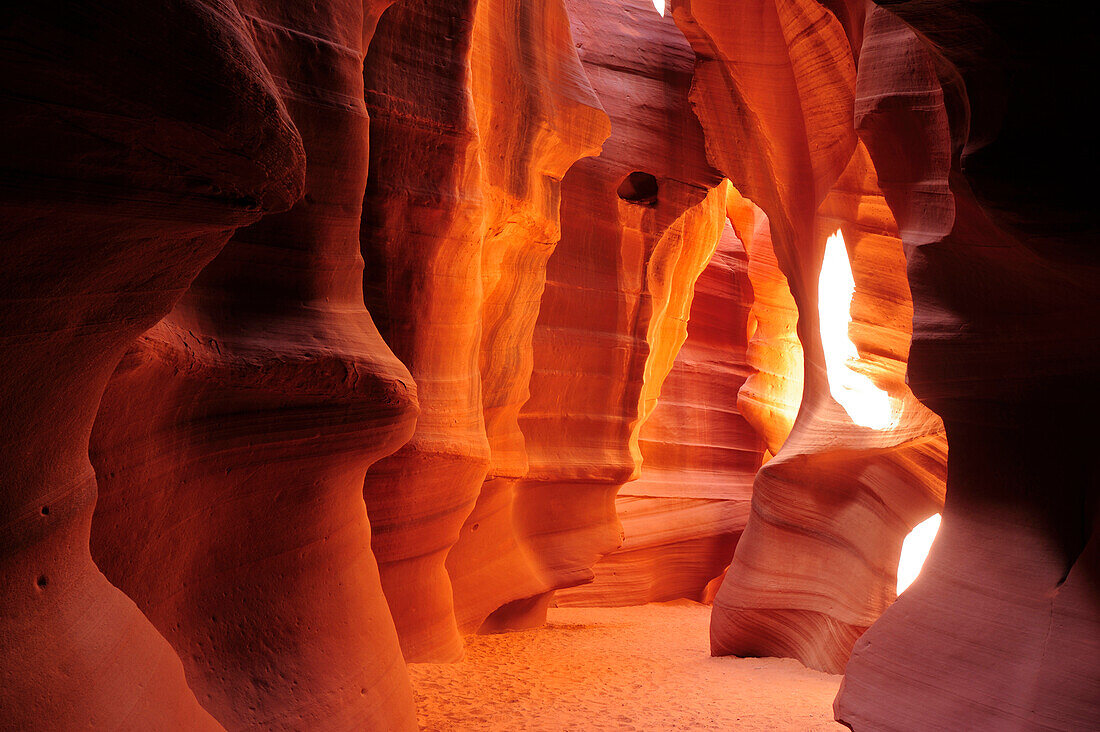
[362,0,610,663]
[673,0,947,674]
[446,0,612,637]
[728,189,804,459]
[361,0,491,665]
[833,2,1100,728]
[0,2,304,728]
[87,1,423,729]
[455,0,729,632]
[4,0,1094,728]
[556,216,765,607]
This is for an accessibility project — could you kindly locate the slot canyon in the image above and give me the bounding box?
[1,0,1096,729]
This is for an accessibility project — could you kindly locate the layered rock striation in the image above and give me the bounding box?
[3,1,1093,729]
[673,0,947,674]
[556,213,764,607]
[459,0,729,630]
[834,2,1100,728]
[87,1,422,728]
[1,2,304,727]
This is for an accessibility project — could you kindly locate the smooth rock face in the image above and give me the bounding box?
[361,0,491,665]
[0,2,303,728]
[363,0,611,658]
[674,0,947,674]
[727,188,804,459]
[4,0,1094,728]
[464,0,729,630]
[833,3,1100,728]
[556,217,764,607]
[87,1,422,728]
[446,0,611,637]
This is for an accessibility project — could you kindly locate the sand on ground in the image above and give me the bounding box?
[408,600,846,731]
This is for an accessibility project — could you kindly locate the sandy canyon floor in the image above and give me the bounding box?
[408,601,845,731]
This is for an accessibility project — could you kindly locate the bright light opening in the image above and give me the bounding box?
[897,513,941,594]
[652,0,666,16]
[818,229,895,429]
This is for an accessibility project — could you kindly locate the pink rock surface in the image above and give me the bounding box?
[834,3,1100,728]
[674,0,947,674]
[556,217,765,607]
[1,1,305,727]
[87,1,422,728]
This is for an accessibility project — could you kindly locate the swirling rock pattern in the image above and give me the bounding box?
[0,1,303,727]
[361,0,491,665]
[4,0,1093,728]
[834,2,1100,728]
[556,215,765,607]
[471,0,728,630]
[673,0,947,674]
[446,0,611,636]
[87,0,422,728]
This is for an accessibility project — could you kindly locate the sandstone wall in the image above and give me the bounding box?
[556,208,764,608]
[1,2,304,727]
[673,0,947,674]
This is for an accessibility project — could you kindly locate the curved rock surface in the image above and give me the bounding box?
[87,1,422,728]
[4,0,1094,728]
[556,215,764,607]
[834,3,1100,728]
[361,0,610,659]
[1,2,303,728]
[446,0,612,637]
[462,0,728,631]
[361,0,490,665]
[673,0,947,674]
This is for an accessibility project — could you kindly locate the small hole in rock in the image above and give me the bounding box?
[616,171,659,205]
[471,523,480,532]
[36,575,48,588]
[41,506,49,516]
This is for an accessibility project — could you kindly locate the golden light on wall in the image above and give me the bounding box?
[818,229,895,430]
[897,513,942,594]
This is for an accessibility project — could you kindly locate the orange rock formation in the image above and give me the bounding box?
[673,0,947,674]
[557,208,765,608]
[1,2,303,726]
[2,0,1094,729]
[88,1,421,728]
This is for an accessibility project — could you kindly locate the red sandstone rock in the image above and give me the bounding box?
[360,0,610,660]
[446,0,611,637]
[361,0,491,665]
[728,190,804,458]
[5,0,1094,727]
[0,1,304,728]
[674,0,947,674]
[461,0,728,630]
[556,217,765,607]
[86,1,422,728]
[833,3,1100,728]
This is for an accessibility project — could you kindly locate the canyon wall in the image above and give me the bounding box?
[360,0,490,665]
[4,1,1093,729]
[834,2,1100,728]
[457,0,729,631]
[88,1,423,729]
[673,0,947,674]
[361,0,613,662]
[673,0,1097,724]
[556,206,765,608]
[0,2,305,727]
[445,0,614,636]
